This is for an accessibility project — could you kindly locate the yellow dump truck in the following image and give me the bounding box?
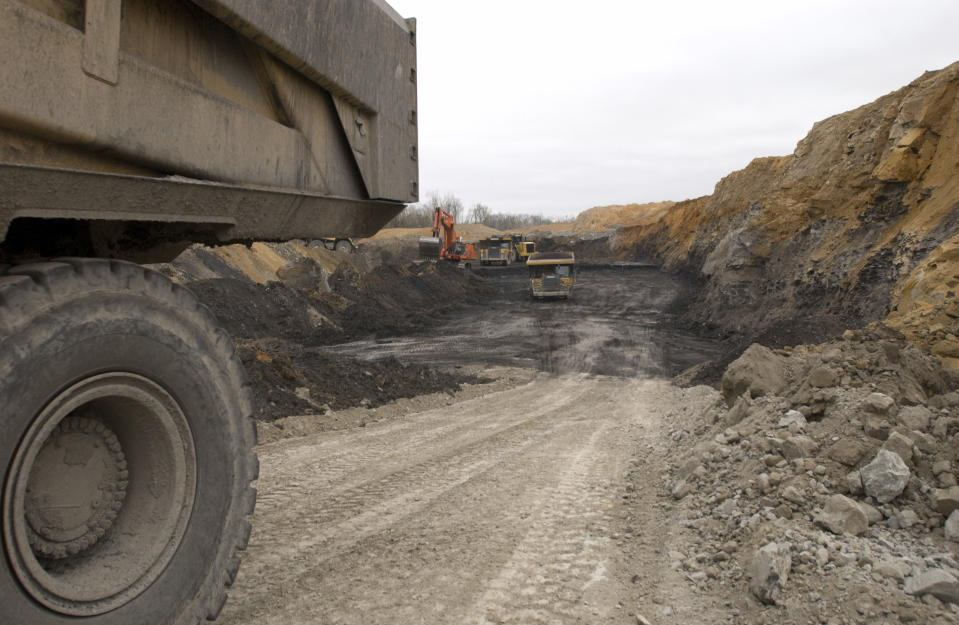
[0,1,416,623]
[479,236,514,265]
[527,251,576,298]
[508,234,536,263]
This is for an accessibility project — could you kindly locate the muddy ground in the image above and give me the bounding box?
[323,263,722,378]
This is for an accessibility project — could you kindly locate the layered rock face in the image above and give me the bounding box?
[618,62,959,362]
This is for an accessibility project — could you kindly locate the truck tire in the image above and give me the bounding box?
[334,239,355,253]
[0,259,257,625]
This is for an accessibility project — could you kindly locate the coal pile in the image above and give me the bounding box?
[164,247,493,422]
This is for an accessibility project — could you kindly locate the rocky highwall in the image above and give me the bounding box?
[616,62,959,365]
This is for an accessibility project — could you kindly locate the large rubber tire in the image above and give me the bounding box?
[333,239,355,253]
[0,259,257,625]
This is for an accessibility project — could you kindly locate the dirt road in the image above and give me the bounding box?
[216,264,736,624]
[220,370,729,625]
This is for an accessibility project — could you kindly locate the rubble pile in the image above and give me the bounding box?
[660,325,959,623]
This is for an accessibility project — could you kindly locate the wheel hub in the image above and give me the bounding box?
[3,372,196,616]
[25,417,128,559]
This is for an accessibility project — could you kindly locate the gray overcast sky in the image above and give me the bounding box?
[387,0,959,219]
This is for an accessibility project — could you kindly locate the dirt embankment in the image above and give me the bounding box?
[154,242,491,420]
[527,202,674,260]
[612,62,959,363]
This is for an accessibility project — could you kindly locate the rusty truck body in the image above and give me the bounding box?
[0,1,417,623]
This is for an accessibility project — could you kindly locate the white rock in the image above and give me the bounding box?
[861,450,911,504]
[864,392,895,415]
[671,479,692,500]
[815,547,830,567]
[783,435,818,459]
[757,473,771,493]
[782,486,804,505]
[946,510,959,542]
[748,542,792,605]
[778,410,807,431]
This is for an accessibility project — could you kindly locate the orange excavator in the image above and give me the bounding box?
[418,207,477,266]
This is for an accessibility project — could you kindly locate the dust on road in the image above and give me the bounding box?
[220,370,726,625]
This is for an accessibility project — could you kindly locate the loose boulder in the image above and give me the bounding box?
[808,366,839,388]
[827,439,873,467]
[931,486,959,516]
[778,410,807,431]
[782,435,818,460]
[946,510,959,542]
[880,432,914,465]
[905,569,959,604]
[863,392,895,415]
[897,405,932,432]
[860,450,910,504]
[721,344,788,406]
[748,542,791,605]
[815,494,869,536]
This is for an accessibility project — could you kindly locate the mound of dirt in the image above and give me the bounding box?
[156,243,494,421]
[648,324,959,623]
[522,202,675,262]
[329,261,490,337]
[235,339,486,422]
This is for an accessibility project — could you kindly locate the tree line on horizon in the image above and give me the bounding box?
[386,191,567,230]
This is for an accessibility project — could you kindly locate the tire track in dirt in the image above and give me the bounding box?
[464,425,620,624]
[219,375,704,625]
[220,375,603,624]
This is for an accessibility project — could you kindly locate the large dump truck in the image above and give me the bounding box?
[0,1,417,623]
[508,234,536,263]
[478,236,513,265]
[528,251,576,298]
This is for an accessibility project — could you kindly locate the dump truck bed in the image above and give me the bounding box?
[0,0,418,262]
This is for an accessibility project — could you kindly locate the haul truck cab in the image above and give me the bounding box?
[527,251,576,298]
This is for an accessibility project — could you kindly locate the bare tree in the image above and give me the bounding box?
[469,203,492,224]
[426,191,463,222]
[385,191,561,230]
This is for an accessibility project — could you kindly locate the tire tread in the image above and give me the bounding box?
[0,259,257,625]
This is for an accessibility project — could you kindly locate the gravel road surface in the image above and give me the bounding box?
[221,372,729,625]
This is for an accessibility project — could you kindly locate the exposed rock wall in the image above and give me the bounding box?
[618,62,959,360]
